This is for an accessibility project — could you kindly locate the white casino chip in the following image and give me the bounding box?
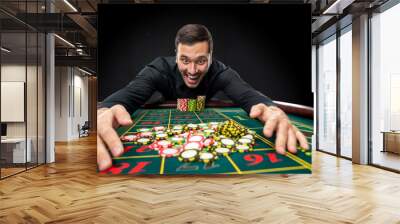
[181,150,197,158]
[221,138,235,146]
[215,147,230,154]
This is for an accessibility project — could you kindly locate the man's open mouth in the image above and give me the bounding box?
[185,74,200,81]
[184,74,201,86]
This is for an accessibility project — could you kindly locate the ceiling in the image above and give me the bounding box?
[0,0,392,75]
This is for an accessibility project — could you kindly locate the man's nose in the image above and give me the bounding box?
[188,62,197,74]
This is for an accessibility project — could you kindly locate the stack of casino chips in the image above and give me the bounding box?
[188,99,197,112]
[177,95,206,112]
[196,95,206,111]
[120,120,256,164]
[218,120,248,138]
[177,98,189,111]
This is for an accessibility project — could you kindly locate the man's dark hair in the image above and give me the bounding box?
[175,24,213,53]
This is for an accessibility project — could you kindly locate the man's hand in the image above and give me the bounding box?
[249,103,308,155]
[97,104,133,171]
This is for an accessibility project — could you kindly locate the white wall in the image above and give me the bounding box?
[55,66,69,141]
[55,67,89,141]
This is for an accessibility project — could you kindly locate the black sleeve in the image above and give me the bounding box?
[216,68,275,113]
[99,66,164,114]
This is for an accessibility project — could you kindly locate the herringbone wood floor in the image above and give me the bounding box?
[1,134,399,224]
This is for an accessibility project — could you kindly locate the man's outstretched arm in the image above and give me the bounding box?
[99,66,162,114]
[97,105,132,171]
[249,103,308,154]
[97,66,164,171]
[218,69,309,154]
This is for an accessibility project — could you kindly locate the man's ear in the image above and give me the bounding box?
[208,51,213,67]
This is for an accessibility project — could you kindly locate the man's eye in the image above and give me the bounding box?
[197,59,206,65]
[181,59,190,64]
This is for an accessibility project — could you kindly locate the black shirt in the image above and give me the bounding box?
[100,56,274,114]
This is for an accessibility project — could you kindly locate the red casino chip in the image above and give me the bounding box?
[153,126,165,132]
[183,142,202,151]
[203,138,215,147]
[179,132,190,138]
[187,134,205,143]
[157,140,172,149]
[121,134,138,142]
[140,131,153,138]
[149,142,160,150]
[159,147,181,157]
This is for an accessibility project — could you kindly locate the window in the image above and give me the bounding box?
[318,35,337,154]
[371,2,400,171]
[339,27,352,158]
[0,1,47,179]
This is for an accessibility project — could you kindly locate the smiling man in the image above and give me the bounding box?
[97,24,308,171]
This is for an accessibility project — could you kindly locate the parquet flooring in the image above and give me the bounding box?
[1,134,399,223]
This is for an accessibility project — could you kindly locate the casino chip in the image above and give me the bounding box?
[179,132,190,138]
[198,123,208,129]
[137,128,151,132]
[173,125,184,130]
[171,136,184,145]
[121,134,138,142]
[203,129,215,137]
[183,142,202,151]
[188,99,197,112]
[121,119,257,165]
[186,123,198,130]
[187,134,204,142]
[238,138,254,146]
[247,130,256,135]
[242,134,254,140]
[140,131,154,138]
[208,122,220,130]
[153,126,165,132]
[236,144,250,153]
[157,140,172,148]
[214,147,230,156]
[214,135,227,141]
[177,98,189,112]
[159,147,181,157]
[137,138,151,145]
[178,149,198,162]
[149,141,160,150]
[220,138,235,149]
[172,129,183,135]
[196,95,206,111]
[209,122,219,126]
[202,138,215,148]
[218,120,247,138]
[165,129,173,136]
[156,133,168,140]
[199,151,217,164]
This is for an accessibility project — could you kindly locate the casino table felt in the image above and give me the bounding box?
[100,108,313,175]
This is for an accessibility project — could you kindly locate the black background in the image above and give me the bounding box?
[98,4,312,107]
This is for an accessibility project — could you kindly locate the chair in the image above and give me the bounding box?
[79,121,90,138]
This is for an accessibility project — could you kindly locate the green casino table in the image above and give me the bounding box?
[101,104,313,175]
